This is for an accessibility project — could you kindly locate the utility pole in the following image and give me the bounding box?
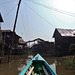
[12,0,21,48]
[8,0,21,62]
[13,0,21,32]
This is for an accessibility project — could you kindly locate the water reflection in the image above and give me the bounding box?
[28,55,33,59]
[18,65,26,71]
[18,55,33,72]
[0,54,75,75]
[50,63,56,73]
[18,54,56,74]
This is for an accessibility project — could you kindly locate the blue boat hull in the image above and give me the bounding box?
[19,54,57,75]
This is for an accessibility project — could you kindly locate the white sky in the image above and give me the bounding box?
[0,0,75,42]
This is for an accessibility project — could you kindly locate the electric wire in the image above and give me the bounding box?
[28,0,75,17]
[0,0,18,6]
[22,1,32,40]
[22,1,56,28]
[4,4,18,18]
[20,4,28,40]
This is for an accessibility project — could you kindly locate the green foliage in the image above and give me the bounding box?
[65,58,75,69]
[69,44,75,53]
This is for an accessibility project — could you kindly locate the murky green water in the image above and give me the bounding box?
[0,54,75,75]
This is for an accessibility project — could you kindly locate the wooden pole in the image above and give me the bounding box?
[12,0,21,47]
[13,0,21,32]
[8,0,21,62]
[12,0,21,45]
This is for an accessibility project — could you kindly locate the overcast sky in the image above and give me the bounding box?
[0,0,75,42]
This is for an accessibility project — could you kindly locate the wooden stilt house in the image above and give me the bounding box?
[53,28,75,56]
[0,13,4,57]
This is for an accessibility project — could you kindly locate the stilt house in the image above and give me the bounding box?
[53,28,75,56]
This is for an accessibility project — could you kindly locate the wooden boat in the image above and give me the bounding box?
[19,54,57,75]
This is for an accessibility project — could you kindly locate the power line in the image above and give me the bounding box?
[22,1,32,40]
[22,1,56,28]
[20,6,28,40]
[28,0,75,17]
[0,0,18,6]
[4,4,18,18]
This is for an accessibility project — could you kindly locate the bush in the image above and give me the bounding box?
[65,58,75,69]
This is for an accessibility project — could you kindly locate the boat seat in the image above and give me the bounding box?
[27,66,34,75]
[26,70,29,75]
[42,65,49,75]
[42,64,52,75]
[25,65,34,75]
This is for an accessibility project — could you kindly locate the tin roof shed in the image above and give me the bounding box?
[53,28,75,37]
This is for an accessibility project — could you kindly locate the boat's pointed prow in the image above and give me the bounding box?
[19,54,57,75]
[32,53,45,61]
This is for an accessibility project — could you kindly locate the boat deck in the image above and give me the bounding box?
[19,54,57,75]
[25,60,52,75]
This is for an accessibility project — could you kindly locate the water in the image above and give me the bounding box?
[0,54,75,75]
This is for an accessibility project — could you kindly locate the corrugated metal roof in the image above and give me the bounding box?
[2,30,11,32]
[57,29,75,37]
[1,30,21,38]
